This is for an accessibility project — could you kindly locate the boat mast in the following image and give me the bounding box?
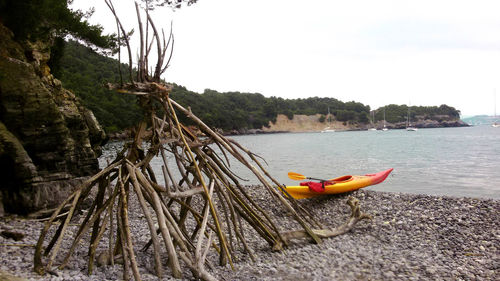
[407,105,411,127]
[383,108,386,128]
[495,89,497,119]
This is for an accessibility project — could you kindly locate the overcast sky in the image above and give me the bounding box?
[72,0,500,116]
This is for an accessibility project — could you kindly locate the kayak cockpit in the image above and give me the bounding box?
[329,175,353,183]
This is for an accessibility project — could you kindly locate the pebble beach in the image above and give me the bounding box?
[1,189,498,280]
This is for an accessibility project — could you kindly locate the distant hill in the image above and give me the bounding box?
[461,115,499,126]
[372,104,460,124]
[56,40,142,133]
[56,40,464,133]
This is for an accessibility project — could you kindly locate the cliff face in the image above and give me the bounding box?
[258,113,468,134]
[262,114,362,133]
[0,23,106,215]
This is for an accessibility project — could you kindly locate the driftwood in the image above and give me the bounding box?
[33,2,371,280]
[280,197,371,243]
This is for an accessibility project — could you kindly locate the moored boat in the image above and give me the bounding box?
[321,106,335,132]
[406,104,418,131]
[382,108,389,131]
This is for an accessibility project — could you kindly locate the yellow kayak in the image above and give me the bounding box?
[284,168,393,199]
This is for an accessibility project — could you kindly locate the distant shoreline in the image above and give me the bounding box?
[106,120,470,140]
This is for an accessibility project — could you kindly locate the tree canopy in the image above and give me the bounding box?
[140,0,199,9]
[0,0,114,48]
[57,40,142,132]
[0,0,116,76]
[374,104,461,123]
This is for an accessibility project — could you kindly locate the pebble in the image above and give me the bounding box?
[0,189,498,280]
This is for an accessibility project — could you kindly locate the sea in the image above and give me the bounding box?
[100,125,500,200]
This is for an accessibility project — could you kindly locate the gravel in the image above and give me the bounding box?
[1,189,498,280]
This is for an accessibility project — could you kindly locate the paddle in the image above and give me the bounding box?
[287,172,327,182]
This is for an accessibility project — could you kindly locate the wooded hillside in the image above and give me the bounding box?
[57,40,462,133]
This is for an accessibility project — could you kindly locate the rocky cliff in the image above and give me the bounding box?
[0,23,106,215]
[257,113,468,134]
[261,114,363,133]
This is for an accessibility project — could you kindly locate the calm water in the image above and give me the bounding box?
[100,126,500,199]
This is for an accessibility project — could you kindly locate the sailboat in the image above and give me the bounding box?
[493,89,499,128]
[368,110,377,131]
[321,107,335,133]
[382,108,388,131]
[406,104,418,131]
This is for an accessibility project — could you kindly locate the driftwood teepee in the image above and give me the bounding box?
[34,2,371,280]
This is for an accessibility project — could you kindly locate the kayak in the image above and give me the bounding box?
[284,168,393,199]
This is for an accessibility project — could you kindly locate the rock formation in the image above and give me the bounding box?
[262,113,362,133]
[0,22,106,215]
[258,113,468,134]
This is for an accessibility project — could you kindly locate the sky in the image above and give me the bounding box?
[71,0,500,117]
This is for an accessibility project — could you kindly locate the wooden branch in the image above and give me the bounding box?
[28,205,71,220]
[135,2,146,81]
[229,139,322,229]
[107,182,116,266]
[58,184,120,270]
[166,97,234,269]
[160,26,174,75]
[167,186,204,198]
[151,186,183,278]
[201,146,281,245]
[87,203,110,275]
[118,175,142,281]
[116,194,130,281]
[87,178,107,274]
[144,1,150,75]
[126,163,163,278]
[280,197,372,243]
[46,189,82,269]
[115,18,123,86]
[104,0,134,84]
[193,181,216,278]
[35,159,123,273]
[146,13,164,81]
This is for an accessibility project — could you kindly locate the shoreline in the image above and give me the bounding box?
[1,189,498,280]
[107,123,470,140]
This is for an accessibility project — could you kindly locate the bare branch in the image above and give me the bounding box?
[280,197,372,243]
[105,0,135,84]
[160,22,174,75]
[134,2,146,81]
[146,12,164,81]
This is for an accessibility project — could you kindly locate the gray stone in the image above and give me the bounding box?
[0,22,106,215]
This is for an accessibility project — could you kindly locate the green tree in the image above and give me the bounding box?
[375,104,461,123]
[58,40,142,132]
[0,0,114,48]
[0,0,116,75]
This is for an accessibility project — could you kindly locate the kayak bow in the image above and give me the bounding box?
[284,168,393,199]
